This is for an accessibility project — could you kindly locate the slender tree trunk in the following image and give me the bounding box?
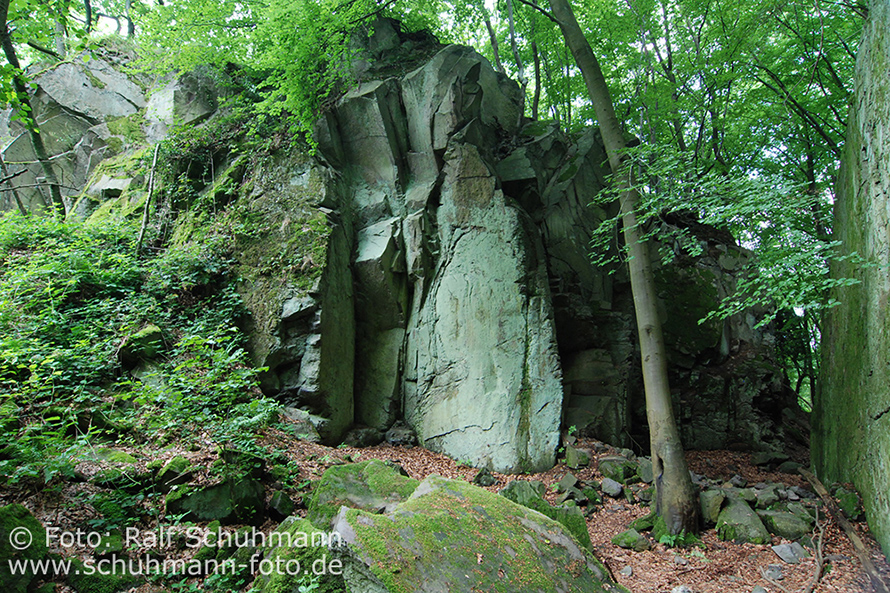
[547,0,699,534]
[125,0,135,37]
[532,39,541,120]
[84,0,93,33]
[484,18,506,74]
[0,152,27,215]
[0,0,66,218]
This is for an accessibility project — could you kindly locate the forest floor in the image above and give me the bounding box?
[2,423,889,593]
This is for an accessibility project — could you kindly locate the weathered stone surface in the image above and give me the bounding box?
[772,542,810,564]
[757,510,812,541]
[331,475,621,592]
[700,490,726,525]
[716,499,771,544]
[165,478,265,525]
[602,478,624,498]
[566,445,591,469]
[306,460,419,529]
[813,3,890,557]
[612,529,651,552]
[403,143,562,473]
[0,504,49,593]
[499,479,592,549]
[145,71,218,142]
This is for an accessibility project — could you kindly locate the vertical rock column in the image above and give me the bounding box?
[404,144,563,473]
[816,0,890,558]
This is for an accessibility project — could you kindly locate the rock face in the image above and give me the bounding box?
[816,0,890,558]
[317,35,564,472]
[0,44,217,215]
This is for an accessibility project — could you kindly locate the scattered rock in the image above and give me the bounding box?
[730,474,748,488]
[306,459,419,528]
[752,587,768,593]
[165,478,265,526]
[330,475,620,592]
[269,491,295,521]
[763,563,784,580]
[673,554,689,566]
[155,455,193,492]
[700,490,726,525]
[619,566,634,577]
[500,480,592,549]
[473,468,497,487]
[716,498,771,544]
[565,445,591,469]
[776,461,802,474]
[758,510,812,540]
[751,451,789,467]
[598,456,636,483]
[342,426,385,447]
[384,420,417,446]
[771,542,810,564]
[601,478,624,498]
[612,529,651,552]
[834,487,863,520]
[755,485,780,509]
[557,472,579,492]
[0,504,49,593]
[671,586,694,593]
[119,324,163,368]
[636,457,654,483]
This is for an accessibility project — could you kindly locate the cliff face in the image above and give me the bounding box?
[1,20,798,473]
[816,0,890,557]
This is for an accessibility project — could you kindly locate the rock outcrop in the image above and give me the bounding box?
[2,20,800,474]
[816,0,890,558]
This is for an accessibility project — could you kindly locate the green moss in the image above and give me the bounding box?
[106,113,147,145]
[0,504,48,593]
[66,558,143,593]
[84,68,107,89]
[346,477,625,593]
[307,460,419,528]
[253,517,345,593]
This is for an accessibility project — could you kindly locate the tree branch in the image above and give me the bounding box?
[515,0,560,25]
[26,41,62,60]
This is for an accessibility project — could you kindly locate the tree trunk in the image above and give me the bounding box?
[547,0,699,534]
[0,0,66,218]
[484,18,506,74]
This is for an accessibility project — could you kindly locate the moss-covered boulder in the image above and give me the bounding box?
[165,478,265,525]
[331,475,627,593]
[611,528,651,552]
[118,324,163,367]
[66,557,143,593]
[0,504,48,593]
[716,498,771,544]
[597,456,637,484]
[499,479,592,549]
[252,516,347,593]
[306,459,419,529]
[155,455,193,492]
[757,510,812,541]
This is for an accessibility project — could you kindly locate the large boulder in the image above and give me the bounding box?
[0,504,48,593]
[330,475,626,593]
[306,460,419,529]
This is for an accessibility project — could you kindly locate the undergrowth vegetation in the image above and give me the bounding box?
[0,211,272,489]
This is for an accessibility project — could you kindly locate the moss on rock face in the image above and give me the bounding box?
[306,460,419,529]
[334,476,626,593]
[252,517,346,593]
[0,504,48,593]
